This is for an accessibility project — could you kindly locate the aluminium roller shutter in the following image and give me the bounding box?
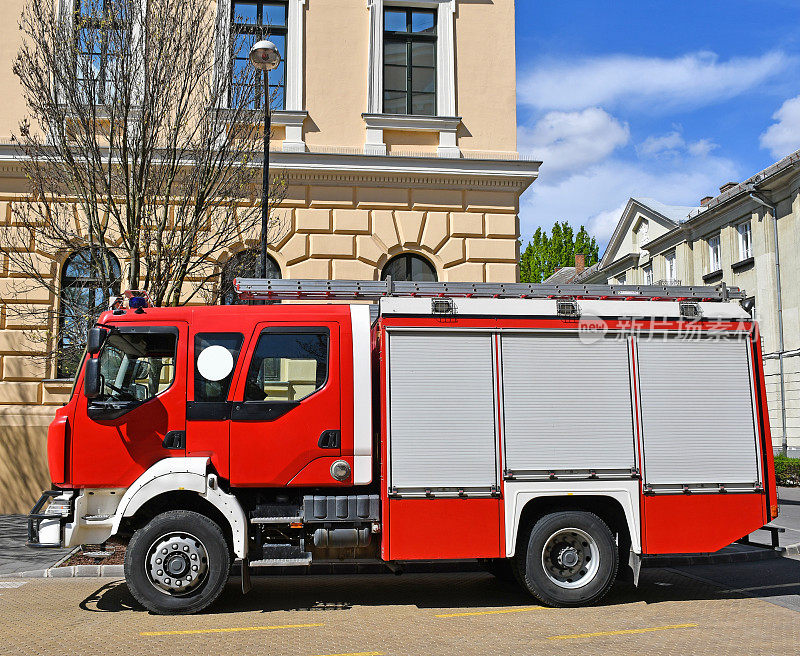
[387,331,498,492]
[501,334,636,475]
[636,336,760,486]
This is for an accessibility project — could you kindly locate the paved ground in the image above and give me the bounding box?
[0,515,71,576]
[0,489,799,654]
[0,566,797,656]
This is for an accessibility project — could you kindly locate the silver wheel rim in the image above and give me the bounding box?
[146,531,209,596]
[541,527,600,589]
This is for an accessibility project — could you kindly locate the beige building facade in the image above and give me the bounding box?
[0,0,538,512]
[581,150,800,456]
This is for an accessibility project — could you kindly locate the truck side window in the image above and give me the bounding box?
[194,333,244,402]
[98,331,177,402]
[244,331,328,402]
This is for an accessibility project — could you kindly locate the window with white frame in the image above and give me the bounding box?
[643,264,653,285]
[230,1,288,109]
[737,221,752,260]
[383,7,437,115]
[664,250,677,283]
[74,0,127,105]
[707,234,721,272]
[216,0,304,112]
[367,0,456,117]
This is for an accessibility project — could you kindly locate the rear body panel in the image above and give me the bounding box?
[377,298,773,559]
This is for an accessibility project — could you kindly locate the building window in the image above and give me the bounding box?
[383,7,437,115]
[643,264,653,285]
[220,249,281,305]
[737,222,752,260]
[707,235,721,272]
[230,1,287,109]
[381,253,437,282]
[664,250,677,283]
[58,248,121,379]
[74,0,126,104]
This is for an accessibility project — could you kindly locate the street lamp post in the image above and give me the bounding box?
[248,40,281,279]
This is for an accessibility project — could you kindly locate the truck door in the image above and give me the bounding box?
[185,330,248,481]
[71,323,188,487]
[229,322,341,486]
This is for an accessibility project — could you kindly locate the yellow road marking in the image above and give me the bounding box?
[141,623,323,636]
[436,607,548,618]
[547,623,698,640]
[310,652,384,656]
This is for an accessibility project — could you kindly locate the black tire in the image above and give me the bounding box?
[514,510,618,607]
[124,510,231,615]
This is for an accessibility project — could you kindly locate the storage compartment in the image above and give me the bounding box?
[636,336,760,489]
[501,333,636,477]
[386,331,499,495]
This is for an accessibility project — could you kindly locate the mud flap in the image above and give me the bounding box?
[241,558,252,594]
[629,550,642,587]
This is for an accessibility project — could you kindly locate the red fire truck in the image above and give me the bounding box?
[28,279,777,615]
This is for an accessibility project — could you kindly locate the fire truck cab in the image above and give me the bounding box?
[28,280,777,615]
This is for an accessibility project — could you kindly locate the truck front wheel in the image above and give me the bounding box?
[124,510,231,615]
[515,510,618,607]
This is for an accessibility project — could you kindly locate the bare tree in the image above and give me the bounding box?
[2,0,288,376]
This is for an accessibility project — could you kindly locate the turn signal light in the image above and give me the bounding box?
[771,503,780,520]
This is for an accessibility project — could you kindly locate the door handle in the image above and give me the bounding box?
[162,430,186,450]
[318,430,341,449]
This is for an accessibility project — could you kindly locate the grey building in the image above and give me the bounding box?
[580,149,800,456]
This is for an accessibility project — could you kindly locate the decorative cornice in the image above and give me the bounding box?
[0,146,540,193]
[271,110,309,128]
[362,113,461,132]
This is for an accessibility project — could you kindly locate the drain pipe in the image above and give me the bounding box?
[747,187,787,456]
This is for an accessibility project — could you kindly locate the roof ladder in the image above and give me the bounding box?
[234,278,746,303]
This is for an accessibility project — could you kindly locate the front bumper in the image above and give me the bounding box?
[27,490,72,548]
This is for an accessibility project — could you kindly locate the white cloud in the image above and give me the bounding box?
[636,130,719,159]
[637,131,685,157]
[519,51,791,112]
[687,139,719,158]
[519,155,740,248]
[517,108,629,178]
[760,94,800,159]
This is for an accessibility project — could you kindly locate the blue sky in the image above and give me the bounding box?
[515,0,800,248]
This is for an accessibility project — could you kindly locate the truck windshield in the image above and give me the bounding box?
[96,331,177,402]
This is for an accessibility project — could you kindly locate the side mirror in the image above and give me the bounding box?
[132,359,151,381]
[84,357,102,399]
[87,327,108,355]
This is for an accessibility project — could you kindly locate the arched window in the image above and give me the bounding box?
[381,253,437,282]
[58,248,121,379]
[220,249,282,305]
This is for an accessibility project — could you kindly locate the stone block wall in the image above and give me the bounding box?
[0,179,523,512]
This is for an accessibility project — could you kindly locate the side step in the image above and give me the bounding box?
[251,516,303,525]
[250,557,312,567]
[251,543,312,567]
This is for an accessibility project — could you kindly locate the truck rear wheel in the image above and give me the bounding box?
[124,510,230,615]
[515,510,617,607]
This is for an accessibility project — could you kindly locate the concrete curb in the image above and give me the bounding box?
[3,564,124,579]
[782,543,800,557]
[643,542,800,567]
